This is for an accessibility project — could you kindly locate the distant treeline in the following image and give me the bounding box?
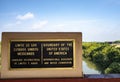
[113,40,120,43]
[83,42,120,74]
[105,40,120,44]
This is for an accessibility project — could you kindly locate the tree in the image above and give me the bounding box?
[105,62,120,74]
[83,42,120,74]
[114,40,120,43]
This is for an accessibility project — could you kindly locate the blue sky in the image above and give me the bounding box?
[0,0,120,41]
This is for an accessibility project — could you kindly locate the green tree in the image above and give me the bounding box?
[105,62,120,74]
[83,42,120,74]
[114,40,120,43]
[107,47,120,62]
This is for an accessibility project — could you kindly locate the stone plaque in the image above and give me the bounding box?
[1,32,82,78]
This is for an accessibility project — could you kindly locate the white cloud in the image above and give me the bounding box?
[53,24,67,28]
[54,24,66,27]
[2,18,120,42]
[16,21,21,25]
[32,20,48,29]
[4,21,22,28]
[50,19,120,41]
[53,20,96,28]
[16,12,34,20]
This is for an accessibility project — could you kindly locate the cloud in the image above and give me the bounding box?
[53,24,67,27]
[4,21,22,28]
[53,20,96,28]
[32,20,48,29]
[50,19,120,41]
[16,12,34,20]
[15,21,21,25]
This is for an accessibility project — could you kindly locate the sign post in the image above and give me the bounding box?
[1,32,82,78]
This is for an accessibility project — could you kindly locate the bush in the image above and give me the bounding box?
[83,42,120,74]
[105,62,120,74]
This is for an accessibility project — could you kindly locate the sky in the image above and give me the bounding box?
[0,0,120,41]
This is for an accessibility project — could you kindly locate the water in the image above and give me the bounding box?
[83,61,120,78]
[83,61,100,74]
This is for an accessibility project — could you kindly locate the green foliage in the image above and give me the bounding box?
[82,42,102,60]
[105,62,120,74]
[114,40,120,43]
[83,42,120,74]
[107,48,120,62]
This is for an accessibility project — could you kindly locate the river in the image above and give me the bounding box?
[83,61,100,74]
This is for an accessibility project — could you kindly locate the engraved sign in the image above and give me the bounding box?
[10,40,74,68]
[1,32,82,78]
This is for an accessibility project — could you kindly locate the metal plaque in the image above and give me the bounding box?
[10,40,74,68]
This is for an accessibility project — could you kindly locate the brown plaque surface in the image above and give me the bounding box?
[1,32,82,78]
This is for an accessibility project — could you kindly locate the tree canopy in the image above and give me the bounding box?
[83,42,120,74]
